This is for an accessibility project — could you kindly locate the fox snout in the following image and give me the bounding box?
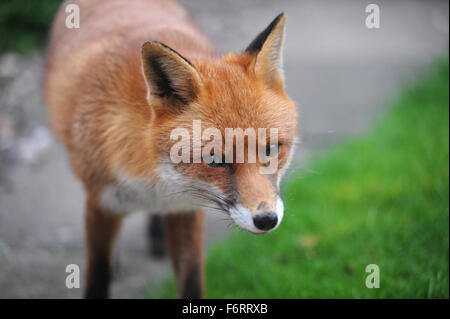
[254,201,279,230]
[253,212,278,231]
[230,197,284,234]
[224,162,284,233]
[253,198,284,231]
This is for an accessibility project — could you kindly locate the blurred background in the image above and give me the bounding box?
[0,0,448,298]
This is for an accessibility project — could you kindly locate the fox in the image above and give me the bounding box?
[45,0,298,298]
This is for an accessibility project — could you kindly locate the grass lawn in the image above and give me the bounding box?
[155,57,449,299]
[0,0,61,54]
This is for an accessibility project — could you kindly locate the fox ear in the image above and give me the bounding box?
[245,13,286,89]
[141,41,201,107]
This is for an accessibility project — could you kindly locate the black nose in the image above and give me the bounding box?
[253,212,278,231]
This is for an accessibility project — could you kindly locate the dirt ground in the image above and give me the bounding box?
[0,0,448,298]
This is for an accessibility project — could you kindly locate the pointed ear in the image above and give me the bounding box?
[245,13,286,89]
[141,41,201,107]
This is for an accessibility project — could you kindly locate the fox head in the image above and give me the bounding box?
[141,13,298,233]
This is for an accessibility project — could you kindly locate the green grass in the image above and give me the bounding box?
[0,0,62,54]
[154,58,449,298]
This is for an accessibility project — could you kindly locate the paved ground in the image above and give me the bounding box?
[0,0,448,298]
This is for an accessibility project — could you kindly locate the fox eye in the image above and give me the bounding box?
[204,152,228,168]
[265,142,280,158]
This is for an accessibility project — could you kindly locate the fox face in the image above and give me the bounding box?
[140,13,298,233]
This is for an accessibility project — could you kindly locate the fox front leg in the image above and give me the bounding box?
[165,210,205,298]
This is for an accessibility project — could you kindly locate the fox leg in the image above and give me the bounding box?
[147,214,167,258]
[84,196,123,299]
[165,210,205,298]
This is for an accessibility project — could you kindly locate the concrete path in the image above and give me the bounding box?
[0,0,448,298]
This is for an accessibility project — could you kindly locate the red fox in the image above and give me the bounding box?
[45,0,298,298]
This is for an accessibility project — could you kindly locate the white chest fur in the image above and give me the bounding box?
[99,164,211,215]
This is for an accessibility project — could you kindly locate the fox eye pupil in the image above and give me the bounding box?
[266,143,280,157]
